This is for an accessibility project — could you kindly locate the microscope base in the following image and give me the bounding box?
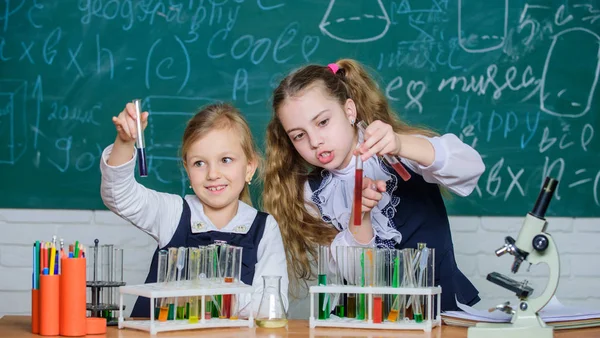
[467,314,553,338]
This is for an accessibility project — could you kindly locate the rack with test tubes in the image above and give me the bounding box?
[309,243,441,332]
[86,239,126,326]
[118,242,254,334]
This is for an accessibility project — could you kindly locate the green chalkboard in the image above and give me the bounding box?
[1,1,599,216]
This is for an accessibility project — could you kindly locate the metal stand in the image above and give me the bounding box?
[86,239,126,326]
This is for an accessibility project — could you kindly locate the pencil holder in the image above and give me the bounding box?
[40,274,60,336]
[31,289,39,333]
[60,257,87,336]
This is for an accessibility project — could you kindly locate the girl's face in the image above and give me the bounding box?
[278,85,358,170]
[185,127,256,215]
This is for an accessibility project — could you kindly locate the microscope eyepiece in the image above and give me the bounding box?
[530,177,558,219]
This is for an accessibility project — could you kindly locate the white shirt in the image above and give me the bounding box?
[303,133,485,254]
[100,144,289,318]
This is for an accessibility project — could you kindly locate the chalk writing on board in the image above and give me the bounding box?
[458,0,508,53]
[540,27,600,118]
[0,1,598,214]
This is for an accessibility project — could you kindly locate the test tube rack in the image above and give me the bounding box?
[87,280,126,325]
[309,285,442,332]
[118,280,255,335]
[86,239,125,326]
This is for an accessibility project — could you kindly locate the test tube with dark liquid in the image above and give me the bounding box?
[354,154,363,226]
[133,99,147,177]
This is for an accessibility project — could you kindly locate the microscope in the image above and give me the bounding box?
[468,176,560,338]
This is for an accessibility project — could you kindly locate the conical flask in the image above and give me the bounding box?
[319,0,390,43]
[255,275,287,328]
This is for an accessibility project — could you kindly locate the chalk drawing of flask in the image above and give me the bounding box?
[319,0,390,43]
[540,27,600,118]
[458,0,508,53]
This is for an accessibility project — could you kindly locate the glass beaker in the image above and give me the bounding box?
[255,275,287,328]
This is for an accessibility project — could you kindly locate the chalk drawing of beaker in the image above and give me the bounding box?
[458,0,508,53]
[540,27,600,118]
[319,0,391,43]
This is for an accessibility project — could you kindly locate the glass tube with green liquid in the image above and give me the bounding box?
[317,245,330,319]
[175,247,188,319]
[188,248,201,323]
[359,248,375,321]
[165,247,179,320]
[211,244,222,318]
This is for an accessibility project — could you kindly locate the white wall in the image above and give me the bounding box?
[1,208,598,318]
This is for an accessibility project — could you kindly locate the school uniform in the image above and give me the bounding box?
[100,144,289,318]
[305,133,485,311]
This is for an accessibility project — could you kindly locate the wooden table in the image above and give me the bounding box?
[2,316,600,337]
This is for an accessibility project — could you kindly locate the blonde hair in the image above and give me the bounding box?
[264,59,438,288]
[181,102,261,205]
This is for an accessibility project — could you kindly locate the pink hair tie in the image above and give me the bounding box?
[327,63,339,74]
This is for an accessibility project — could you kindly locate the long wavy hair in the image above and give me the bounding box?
[264,59,437,292]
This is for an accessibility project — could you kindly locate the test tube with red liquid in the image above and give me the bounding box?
[354,154,363,226]
[133,99,148,177]
[219,245,233,319]
[356,121,411,181]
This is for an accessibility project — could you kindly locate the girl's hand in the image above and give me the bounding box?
[112,102,149,144]
[358,120,400,161]
[361,177,387,213]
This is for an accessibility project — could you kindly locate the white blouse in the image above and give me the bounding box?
[303,133,485,254]
[100,144,289,318]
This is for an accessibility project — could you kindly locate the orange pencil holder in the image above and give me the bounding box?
[39,274,60,336]
[31,289,39,333]
[60,257,87,336]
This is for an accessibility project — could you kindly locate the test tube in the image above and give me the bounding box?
[90,239,100,318]
[219,245,233,318]
[404,249,417,320]
[165,248,178,320]
[387,249,405,322]
[317,245,330,320]
[188,248,201,323]
[372,249,385,323]
[132,99,147,177]
[230,246,243,320]
[356,121,411,181]
[346,247,357,319]
[156,250,168,321]
[335,246,347,318]
[356,248,371,321]
[176,247,188,319]
[100,245,113,320]
[353,154,363,226]
[211,243,223,318]
[200,245,215,319]
[416,243,435,322]
[112,248,123,314]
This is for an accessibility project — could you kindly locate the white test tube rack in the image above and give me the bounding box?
[118,280,255,335]
[309,285,442,332]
